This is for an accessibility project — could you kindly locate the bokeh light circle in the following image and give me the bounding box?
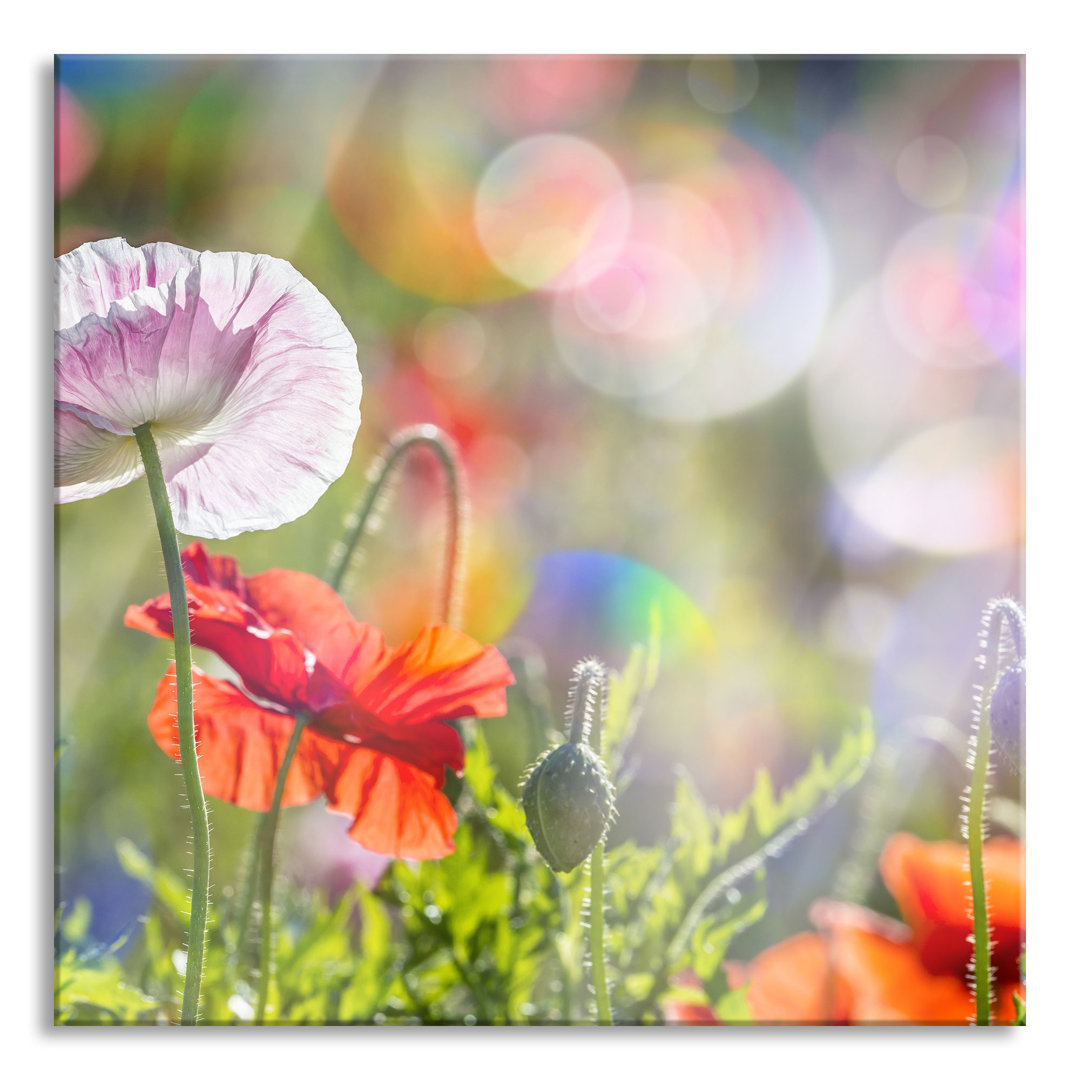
[414,308,486,381]
[485,56,639,133]
[474,134,631,291]
[55,86,99,200]
[687,56,760,115]
[327,61,521,304]
[551,182,730,397]
[809,282,1023,557]
[882,212,1023,368]
[553,130,831,421]
[895,135,969,208]
[842,416,1021,555]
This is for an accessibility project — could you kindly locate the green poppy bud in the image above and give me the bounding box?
[521,657,616,873]
[522,741,616,873]
[989,659,1025,775]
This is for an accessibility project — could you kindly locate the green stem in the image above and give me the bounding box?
[133,423,209,1026]
[326,424,466,627]
[587,671,611,1025]
[254,713,310,1024]
[967,599,1023,1026]
[589,843,612,1024]
[968,699,993,1026]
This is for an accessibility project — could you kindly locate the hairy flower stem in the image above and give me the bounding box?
[587,674,612,1024]
[134,423,209,1026]
[589,843,612,1024]
[326,424,467,627]
[966,598,1026,1026]
[254,713,310,1024]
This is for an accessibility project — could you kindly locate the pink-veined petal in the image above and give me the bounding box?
[54,239,362,539]
[56,237,197,330]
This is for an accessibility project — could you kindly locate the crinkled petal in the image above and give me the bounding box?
[146,664,332,810]
[352,624,515,726]
[56,237,196,330]
[54,405,143,501]
[321,745,458,859]
[55,239,361,539]
[880,833,1025,980]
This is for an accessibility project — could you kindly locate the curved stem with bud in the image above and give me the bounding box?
[326,424,467,627]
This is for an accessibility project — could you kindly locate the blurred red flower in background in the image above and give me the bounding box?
[125,543,514,859]
[666,832,1025,1025]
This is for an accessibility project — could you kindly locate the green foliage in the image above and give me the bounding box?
[604,709,873,1022]
[55,627,874,1025]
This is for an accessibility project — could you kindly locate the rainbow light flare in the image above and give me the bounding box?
[504,550,714,672]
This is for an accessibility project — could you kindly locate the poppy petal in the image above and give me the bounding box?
[55,239,361,539]
[243,567,386,675]
[826,924,975,1023]
[54,404,143,499]
[126,581,321,709]
[56,237,196,330]
[353,624,514,726]
[735,931,853,1023]
[146,663,331,810]
[319,744,458,859]
[179,542,250,597]
[881,833,1025,980]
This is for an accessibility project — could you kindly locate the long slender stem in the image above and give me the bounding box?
[326,424,466,626]
[134,422,209,1026]
[966,598,1025,1026]
[968,695,993,1025]
[589,843,612,1024]
[587,670,611,1025]
[254,713,310,1024]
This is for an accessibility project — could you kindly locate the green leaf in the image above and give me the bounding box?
[55,949,162,1024]
[715,983,754,1023]
[60,897,92,944]
[1011,991,1026,1025]
[116,838,217,930]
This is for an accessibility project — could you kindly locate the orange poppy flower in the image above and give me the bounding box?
[665,833,1025,1025]
[125,543,514,859]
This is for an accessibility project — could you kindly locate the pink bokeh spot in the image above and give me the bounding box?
[55,87,99,200]
[54,238,362,539]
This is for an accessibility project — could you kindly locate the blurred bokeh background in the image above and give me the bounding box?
[54,55,1023,960]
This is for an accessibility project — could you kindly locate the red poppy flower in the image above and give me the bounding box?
[125,542,514,859]
[665,833,1025,1025]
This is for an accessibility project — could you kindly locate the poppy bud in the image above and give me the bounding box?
[989,659,1025,775]
[522,741,616,873]
[521,657,616,873]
